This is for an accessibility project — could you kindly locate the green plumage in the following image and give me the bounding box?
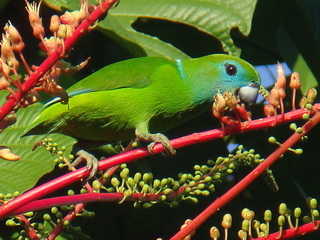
[23,54,260,145]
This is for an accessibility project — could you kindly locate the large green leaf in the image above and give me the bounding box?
[0,101,76,195]
[276,0,320,94]
[277,27,318,94]
[44,0,258,58]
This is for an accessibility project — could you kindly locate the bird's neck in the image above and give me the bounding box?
[175,59,218,105]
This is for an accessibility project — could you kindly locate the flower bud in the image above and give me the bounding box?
[264,104,274,117]
[0,76,10,90]
[25,1,44,39]
[57,24,73,39]
[50,15,60,33]
[289,72,301,89]
[268,88,280,108]
[275,63,286,89]
[5,22,24,52]
[306,88,317,103]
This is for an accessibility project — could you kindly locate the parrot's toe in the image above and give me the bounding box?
[136,131,176,155]
[73,150,99,180]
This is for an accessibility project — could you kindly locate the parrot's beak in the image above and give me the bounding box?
[237,83,260,109]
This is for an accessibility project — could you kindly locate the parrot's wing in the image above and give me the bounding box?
[67,57,172,93]
[41,57,173,110]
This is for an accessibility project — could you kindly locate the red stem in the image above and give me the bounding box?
[0,0,118,121]
[17,214,40,240]
[10,192,160,215]
[0,106,318,220]
[253,221,320,239]
[169,110,320,240]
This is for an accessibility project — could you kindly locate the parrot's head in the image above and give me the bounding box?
[181,54,261,108]
[212,54,261,109]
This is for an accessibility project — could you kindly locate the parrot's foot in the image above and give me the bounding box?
[72,150,99,179]
[135,131,176,155]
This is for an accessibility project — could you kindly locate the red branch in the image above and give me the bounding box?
[254,220,320,239]
[0,0,118,121]
[0,105,319,220]
[169,109,320,239]
[10,192,158,215]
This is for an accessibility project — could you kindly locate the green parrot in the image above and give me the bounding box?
[23,54,260,176]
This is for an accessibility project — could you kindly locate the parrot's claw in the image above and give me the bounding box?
[73,150,99,180]
[135,131,176,155]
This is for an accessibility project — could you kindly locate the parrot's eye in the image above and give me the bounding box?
[225,64,237,76]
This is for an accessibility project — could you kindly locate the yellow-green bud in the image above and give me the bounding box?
[302,113,310,120]
[260,223,267,232]
[143,202,153,208]
[12,191,20,198]
[153,179,160,189]
[204,176,212,182]
[24,211,34,217]
[227,168,233,174]
[51,207,59,215]
[67,189,75,196]
[120,168,129,179]
[242,219,250,231]
[193,175,201,181]
[160,178,168,187]
[163,188,172,195]
[279,203,287,215]
[141,184,149,193]
[123,189,132,198]
[80,188,87,194]
[127,177,135,188]
[296,127,303,134]
[103,172,110,179]
[43,213,51,221]
[312,209,319,218]
[207,160,215,166]
[189,180,196,187]
[194,165,201,171]
[92,180,102,191]
[134,173,142,183]
[253,220,260,230]
[268,136,277,144]
[238,230,246,239]
[111,178,120,188]
[6,219,17,227]
[63,220,70,226]
[290,123,297,131]
[294,207,301,218]
[278,215,285,226]
[221,213,232,229]
[210,226,220,239]
[143,173,152,183]
[264,209,272,222]
[202,190,210,196]
[310,198,317,209]
[305,103,313,110]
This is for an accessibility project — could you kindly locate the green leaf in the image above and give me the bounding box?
[276,0,320,93]
[277,26,318,94]
[0,101,76,194]
[44,0,258,58]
